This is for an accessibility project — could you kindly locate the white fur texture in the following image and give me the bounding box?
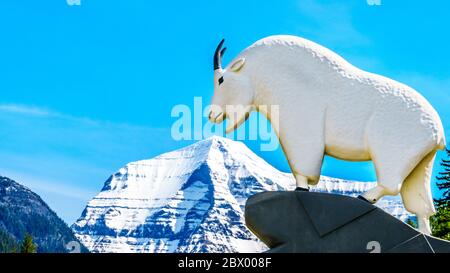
[209,35,446,234]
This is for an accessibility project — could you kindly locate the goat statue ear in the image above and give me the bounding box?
[229,58,245,72]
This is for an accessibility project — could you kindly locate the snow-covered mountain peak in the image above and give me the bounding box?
[73,137,412,253]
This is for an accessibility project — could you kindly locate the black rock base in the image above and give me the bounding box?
[245,191,450,253]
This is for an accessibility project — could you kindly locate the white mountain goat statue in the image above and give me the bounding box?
[208,35,446,234]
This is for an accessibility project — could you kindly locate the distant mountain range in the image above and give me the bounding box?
[0,176,87,253]
[72,136,413,253]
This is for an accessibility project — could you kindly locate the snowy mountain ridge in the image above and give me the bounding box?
[72,136,412,253]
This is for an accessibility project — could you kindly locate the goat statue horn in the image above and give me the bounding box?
[213,39,225,70]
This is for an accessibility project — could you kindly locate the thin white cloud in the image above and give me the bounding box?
[0,169,96,201]
[0,103,55,117]
[0,103,177,222]
[0,102,163,129]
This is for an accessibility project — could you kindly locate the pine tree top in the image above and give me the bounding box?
[20,234,37,254]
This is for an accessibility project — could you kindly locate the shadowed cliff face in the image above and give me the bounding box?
[0,176,87,253]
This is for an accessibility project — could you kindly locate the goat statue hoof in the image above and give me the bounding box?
[357,195,371,203]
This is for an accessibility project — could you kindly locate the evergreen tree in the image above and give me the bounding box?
[435,148,450,207]
[431,208,450,240]
[20,233,37,253]
[0,228,19,253]
[406,218,417,229]
[431,148,450,240]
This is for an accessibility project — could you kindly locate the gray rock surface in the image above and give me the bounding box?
[245,191,450,253]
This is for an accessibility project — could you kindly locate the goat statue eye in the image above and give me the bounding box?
[218,76,224,85]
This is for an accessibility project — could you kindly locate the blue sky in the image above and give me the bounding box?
[0,0,449,224]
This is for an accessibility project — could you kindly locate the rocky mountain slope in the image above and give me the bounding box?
[0,176,88,252]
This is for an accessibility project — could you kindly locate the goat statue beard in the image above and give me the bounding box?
[224,105,253,134]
